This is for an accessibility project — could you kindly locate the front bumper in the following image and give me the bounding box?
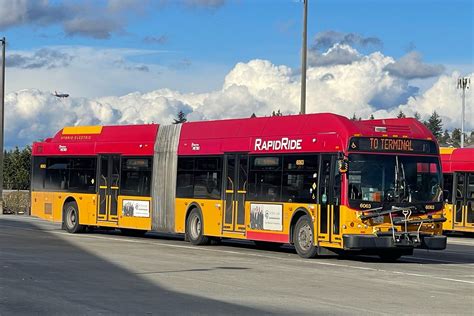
[343,234,447,250]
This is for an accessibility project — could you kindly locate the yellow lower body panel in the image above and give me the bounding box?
[31,191,151,231]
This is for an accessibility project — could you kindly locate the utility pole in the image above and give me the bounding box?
[457,77,470,148]
[0,37,5,213]
[300,0,308,115]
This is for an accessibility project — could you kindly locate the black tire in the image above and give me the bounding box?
[63,201,85,234]
[186,208,210,245]
[120,228,147,237]
[293,215,318,258]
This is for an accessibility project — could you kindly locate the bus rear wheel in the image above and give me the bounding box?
[186,209,210,245]
[293,215,318,258]
[63,201,85,234]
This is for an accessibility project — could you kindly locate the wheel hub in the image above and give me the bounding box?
[298,223,313,250]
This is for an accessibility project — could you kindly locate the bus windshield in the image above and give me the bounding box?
[348,154,442,205]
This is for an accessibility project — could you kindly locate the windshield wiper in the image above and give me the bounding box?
[394,156,410,203]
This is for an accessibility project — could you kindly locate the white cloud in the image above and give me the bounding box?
[384,51,445,79]
[5,44,472,148]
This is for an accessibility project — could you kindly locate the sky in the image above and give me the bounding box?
[0,0,473,147]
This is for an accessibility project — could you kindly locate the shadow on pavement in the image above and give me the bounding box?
[0,217,272,315]
[87,225,474,265]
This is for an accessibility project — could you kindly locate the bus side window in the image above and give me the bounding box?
[443,173,453,202]
[121,158,152,197]
[455,173,464,199]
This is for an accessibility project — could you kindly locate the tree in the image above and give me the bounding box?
[468,131,474,145]
[452,128,461,147]
[3,146,31,190]
[440,129,451,146]
[397,110,406,118]
[172,110,187,124]
[369,114,375,120]
[350,113,361,121]
[424,111,443,140]
[272,109,282,116]
[413,112,421,121]
[250,113,257,118]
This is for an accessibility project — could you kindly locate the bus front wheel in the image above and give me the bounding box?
[293,215,318,258]
[186,209,210,245]
[63,201,85,234]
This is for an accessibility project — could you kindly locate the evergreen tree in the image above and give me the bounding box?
[271,109,283,116]
[440,129,451,145]
[350,113,357,121]
[250,113,257,118]
[424,111,443,140]
[468,131,474,145]
[3,146,31,190]
[397,110,406,118]
[172,110,187,124]
[452,128,461,147]
[369,114,375,120]
[413,112,421,121]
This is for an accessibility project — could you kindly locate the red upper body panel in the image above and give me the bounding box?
[178,113,435,155]
[32,113,435,157]
[441,148,474,173]
[32,124,159,156]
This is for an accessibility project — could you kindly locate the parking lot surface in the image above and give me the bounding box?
[1,215,473,315]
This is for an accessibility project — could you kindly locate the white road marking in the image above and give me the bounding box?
[2,222,474,286]
[448,240,474,246]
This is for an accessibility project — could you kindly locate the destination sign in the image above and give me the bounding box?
[348,137,438,154]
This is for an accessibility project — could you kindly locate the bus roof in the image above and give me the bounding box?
[178,113,435,155]
[32,124,159,156]
[32,113,435,156]
[440,147,474,173]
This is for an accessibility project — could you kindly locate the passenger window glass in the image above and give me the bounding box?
[44,157,96,193]
[120,158,152,196]
[281,155,319,203]
[456,173,465,199]
[176,157,222,199]
[468,173,474,199]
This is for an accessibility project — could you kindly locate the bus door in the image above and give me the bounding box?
[453,172,474,229]
[318,154,341,244]
[223,154,248,233]
[97,155,121,222]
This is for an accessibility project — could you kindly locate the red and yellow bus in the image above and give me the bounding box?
[441,147,474,233]
[31,113,447,259]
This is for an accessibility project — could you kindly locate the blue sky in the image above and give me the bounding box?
[4,0,472,69]
[1,0,473,147]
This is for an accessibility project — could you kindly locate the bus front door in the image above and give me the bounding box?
[453,172,474,230]
[223,154,248,234]
[318,154,342,245]
[97,155,120,222]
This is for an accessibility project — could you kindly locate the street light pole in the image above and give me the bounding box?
[300,0,308,115]
[457,77,470,148]
[0,37,5,212]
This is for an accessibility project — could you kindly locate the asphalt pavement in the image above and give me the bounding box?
[1,215,473,315]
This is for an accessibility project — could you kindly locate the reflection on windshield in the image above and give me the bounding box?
[348,154,442,204]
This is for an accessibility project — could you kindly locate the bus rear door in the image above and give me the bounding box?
[318,154,342,246]
[223,154,248,234]
[453,172,474,230]
[97,155,120,223]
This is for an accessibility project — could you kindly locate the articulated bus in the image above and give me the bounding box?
[441,147,474,233]
[31,113,447,260]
